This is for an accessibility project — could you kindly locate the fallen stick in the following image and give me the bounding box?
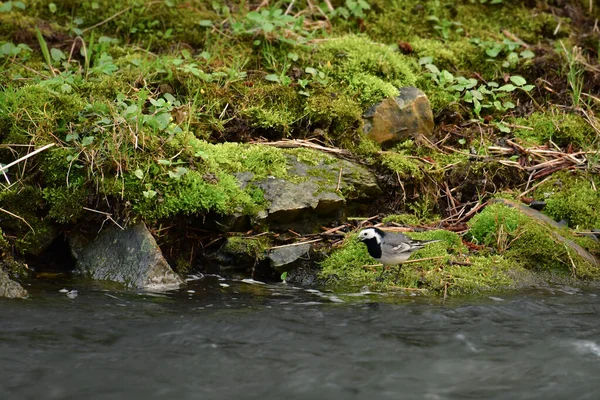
[0,143,55,174]
[251,139,350,156]
[268,238,322,250]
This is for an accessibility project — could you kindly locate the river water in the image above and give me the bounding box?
[1,275,600,400]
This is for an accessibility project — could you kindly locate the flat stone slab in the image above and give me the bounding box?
[268,243,312,272]
[70,223,183,290]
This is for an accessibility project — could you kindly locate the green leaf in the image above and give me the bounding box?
[50,48,65,62]
[199,20,213,27]
[485,46,502,58]
[280,271,288,281]
[425,64,440,74]
[265,74,280,82]
[48,3,57,13]
[458,138,466,145]
[305,67,317,75]
[418,56,433,65]
[143,190,157,199]
[155,112,172,130]
[134,169,144,179]
[520,49,535,59]
[495,122,511,133]
[81,136,95,146]
[509,75,527,86]
[157,159,172,166]
[521,84,535,92]
[497,84,516,92]
[168,167,188,180]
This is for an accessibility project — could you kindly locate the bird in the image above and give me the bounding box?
[357,227,440,280]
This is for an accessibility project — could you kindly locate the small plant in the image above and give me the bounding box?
[328,0,371,20]
[471,38,535,69]
[0,1,25,12]
[231,7,310,44]
[427,16,464,40]
[420,57,534,119]
[560,43,585,108]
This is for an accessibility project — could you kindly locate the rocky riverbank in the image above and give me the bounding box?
[1,0,599,297]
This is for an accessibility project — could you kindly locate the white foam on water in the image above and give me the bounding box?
[241,279,265,285]
[185,274,204,282]
[455,333,478,353]
[571,340,600,357]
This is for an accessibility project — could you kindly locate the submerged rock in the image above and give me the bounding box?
[362,86,434,148]
[70,223,183,290]
[0,269,27,298]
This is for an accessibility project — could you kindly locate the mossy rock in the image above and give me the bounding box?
[468,201,599,279]
[511,111,595,148]
[315,35,417,106]
[533,172,600,230]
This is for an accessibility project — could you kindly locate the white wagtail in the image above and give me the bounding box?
[358,227,440,280]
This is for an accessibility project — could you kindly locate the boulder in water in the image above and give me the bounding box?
[70,223,183,290]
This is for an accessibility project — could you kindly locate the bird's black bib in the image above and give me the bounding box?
[362,237,382,260]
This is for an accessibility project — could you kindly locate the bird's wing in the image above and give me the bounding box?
[382,241,413,255]
[381,232,411,246]
[384,235,441,254]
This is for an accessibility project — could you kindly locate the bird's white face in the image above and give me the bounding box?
[358,228,381,244]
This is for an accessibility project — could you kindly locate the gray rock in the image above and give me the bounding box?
[249,152,380,232]
[362,86,434,149]
[70,223,183,290]
[0,269,27,298]
[255,177,344,228]
[268,243,312,272]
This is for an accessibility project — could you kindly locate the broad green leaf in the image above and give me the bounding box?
[134,169,144,179]
[155,112,172,130]
[50,48,65,62]
[520,49,535,59]
[509,75,527,86]
[81,136,95,146]
[497,84,516,92]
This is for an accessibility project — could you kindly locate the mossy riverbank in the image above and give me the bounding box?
[1,0,599,296]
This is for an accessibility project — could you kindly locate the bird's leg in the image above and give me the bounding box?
[394,264,403,283]
[376,265,388,281]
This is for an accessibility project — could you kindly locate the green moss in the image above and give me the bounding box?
[225,236,272,260]
[320,230,469,293]
[382,214,422,226]
[467,203,599,278]
[535,172,600,230]
[316,35,417,106]
[511,112,596,148]
[380,151,423,180]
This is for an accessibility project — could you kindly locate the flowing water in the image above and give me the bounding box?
[2,275,600,400]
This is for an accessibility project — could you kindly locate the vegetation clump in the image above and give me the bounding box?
[467,203,598,279]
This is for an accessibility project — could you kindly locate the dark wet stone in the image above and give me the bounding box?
[70,223,183,290]
[529,200,546,211]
